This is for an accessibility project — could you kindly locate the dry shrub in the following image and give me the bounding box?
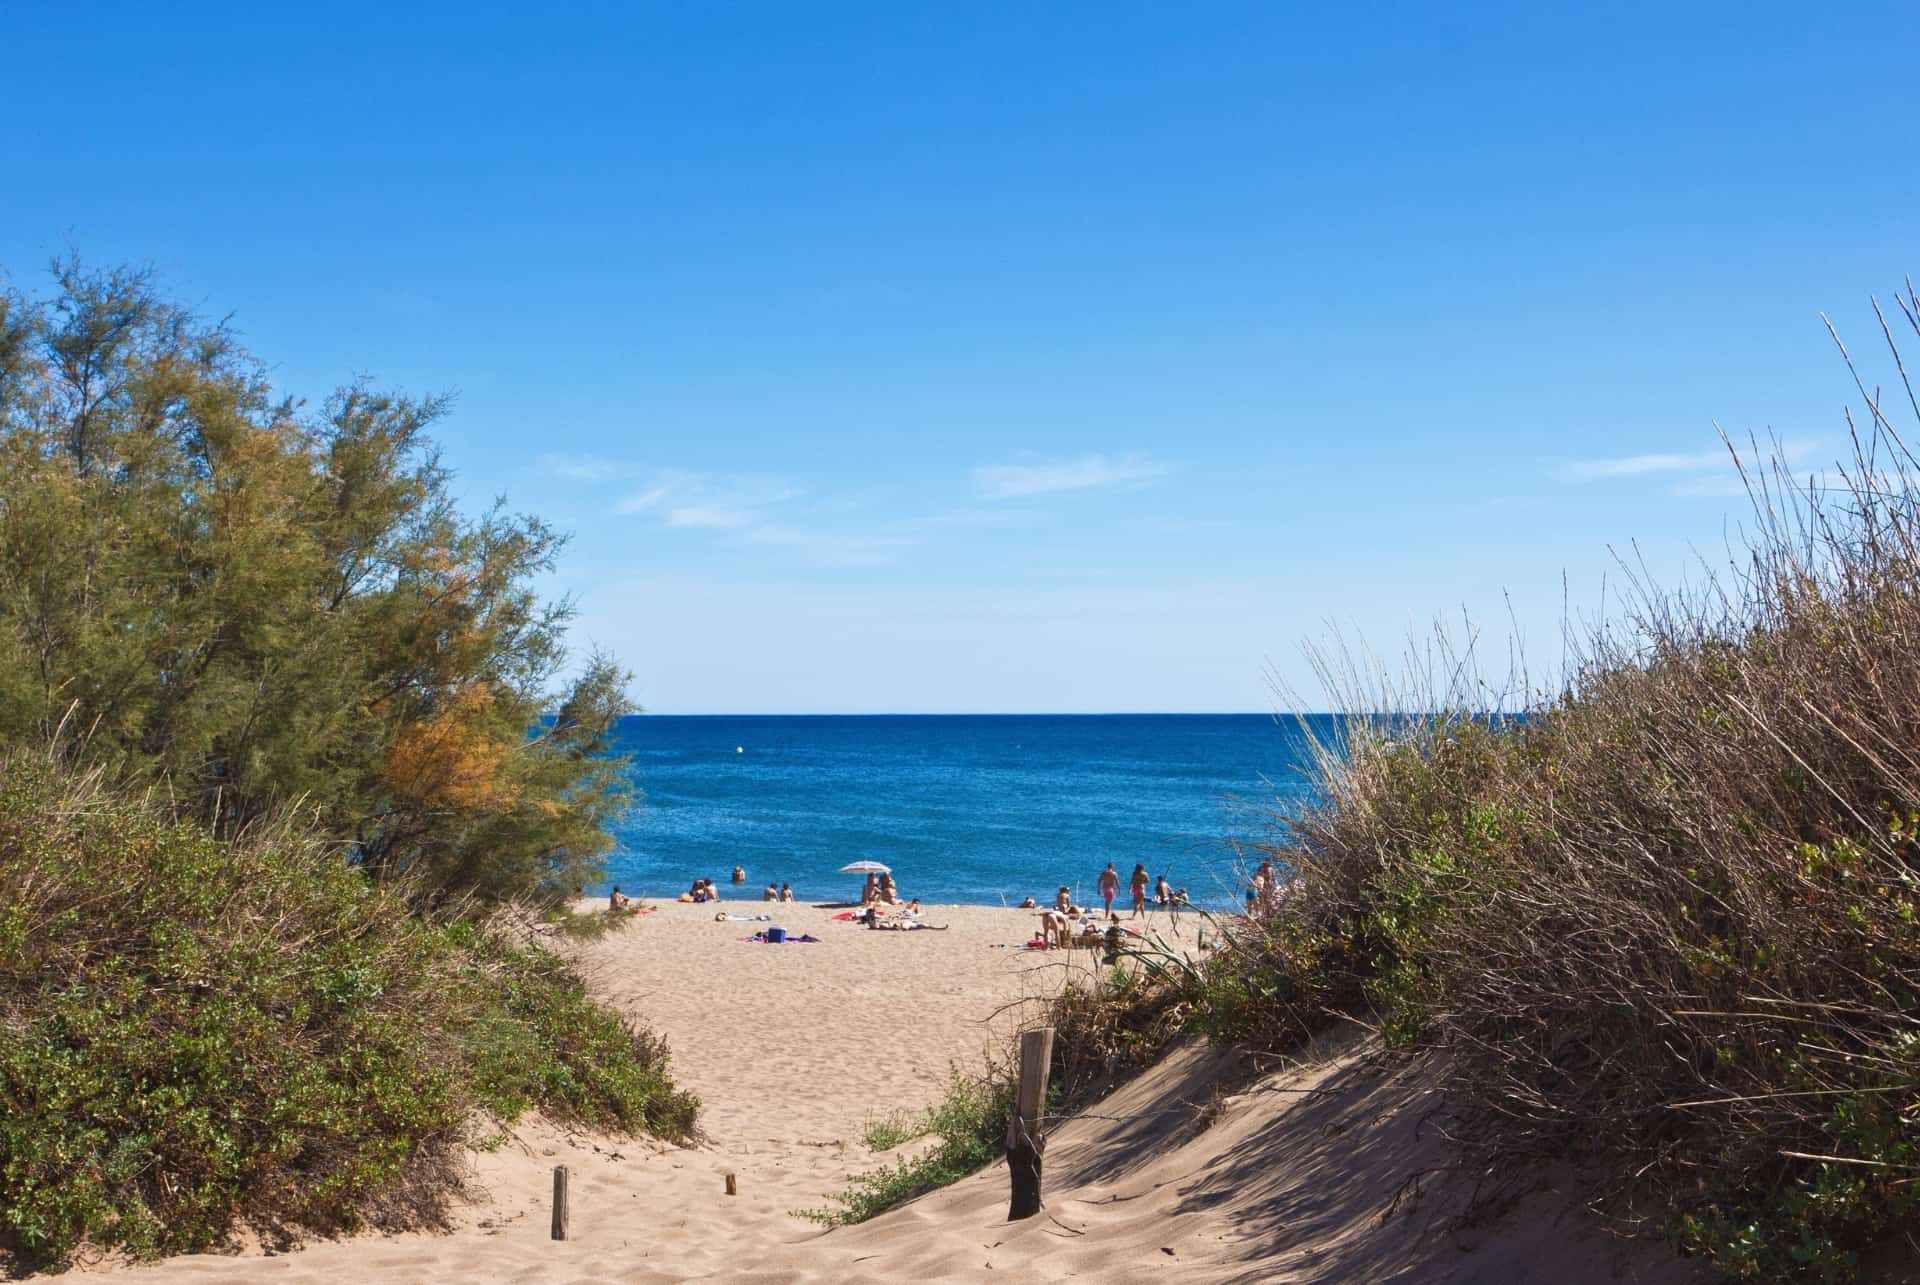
[1207,283,1920,1279]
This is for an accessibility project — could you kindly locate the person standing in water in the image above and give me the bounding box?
[1098,862,1120,919]
[1129,863,1149,919]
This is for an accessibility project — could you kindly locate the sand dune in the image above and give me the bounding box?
[51,898,1716,1283]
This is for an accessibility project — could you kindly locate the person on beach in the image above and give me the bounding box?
[1129,863,1149,919]
[1040,909,1071,948]
[694,879,721,904]
[609,885,630,911]
[1252,858,1277,915]
[1154,874,1173,907]
[1098,862,1119,918]
[1054,885,1073,914]
[1019,895,1037,908]
[780,882,795,902]
[878,872,899,904]
[763,882,779,901]
[862,873,880,905]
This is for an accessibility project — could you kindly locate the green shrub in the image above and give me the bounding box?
[799,1067,1018,1228]
[0,758,694,1270]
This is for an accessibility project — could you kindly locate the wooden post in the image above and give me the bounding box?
[551,1165,570,1240]
[1006,1026,1055,1220]
[724,1171,738,1196]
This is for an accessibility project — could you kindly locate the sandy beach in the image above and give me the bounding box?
[51,896,1707,1284]
[54,899,1116,1282]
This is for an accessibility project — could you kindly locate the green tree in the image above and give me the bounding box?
[0,258,634,901]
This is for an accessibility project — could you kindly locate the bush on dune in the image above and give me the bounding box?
[1115,285,1920,1280]
[0,757,696,1270]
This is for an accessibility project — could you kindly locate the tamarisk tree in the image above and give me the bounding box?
[0,259,633,901]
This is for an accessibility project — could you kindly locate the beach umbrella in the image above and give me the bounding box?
[838,860,891,875]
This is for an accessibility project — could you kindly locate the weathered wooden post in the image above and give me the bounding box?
[551,1165,570,1240]
[1006,1026,1055,1220]
[724,1171,738,1196]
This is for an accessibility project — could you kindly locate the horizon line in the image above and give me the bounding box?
[617,710,1298,718]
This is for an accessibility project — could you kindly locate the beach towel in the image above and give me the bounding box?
[830,910,858,921]
[737,933,821,944]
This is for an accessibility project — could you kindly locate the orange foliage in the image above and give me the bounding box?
[381,684,519,812]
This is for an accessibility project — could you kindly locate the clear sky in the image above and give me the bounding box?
[6,2,1917,712]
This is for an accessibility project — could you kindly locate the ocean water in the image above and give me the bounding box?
[599,714,1327,909]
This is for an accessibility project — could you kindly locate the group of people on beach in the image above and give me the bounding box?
[1089,862,1189,918]
[859,870,901,906]
[1022,861,1195,950]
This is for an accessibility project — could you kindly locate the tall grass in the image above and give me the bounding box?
[1140,283,1920,1280]
[0,756,696,1270]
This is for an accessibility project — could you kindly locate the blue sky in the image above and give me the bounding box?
[6,2,1917,712]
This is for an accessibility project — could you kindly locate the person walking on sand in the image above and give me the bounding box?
[1129,863,1149,919]
[1098,862,1120,919]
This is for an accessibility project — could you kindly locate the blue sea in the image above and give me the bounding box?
[598,714,1327,909]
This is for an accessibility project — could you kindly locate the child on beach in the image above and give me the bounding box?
[1098,862,1119,918]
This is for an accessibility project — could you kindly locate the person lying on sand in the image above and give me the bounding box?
[1019,895,1037,908]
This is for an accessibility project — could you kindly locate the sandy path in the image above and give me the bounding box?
[57,899,1135,1282]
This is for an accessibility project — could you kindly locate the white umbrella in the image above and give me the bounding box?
[839,860,892,875]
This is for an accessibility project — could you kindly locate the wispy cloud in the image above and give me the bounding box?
[540,453,637,482]
[616,472,799,528]
[1558,438,1831,495]
[973,453,1167,500]
[1557,449,1733,481]
[615,471,905,565]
